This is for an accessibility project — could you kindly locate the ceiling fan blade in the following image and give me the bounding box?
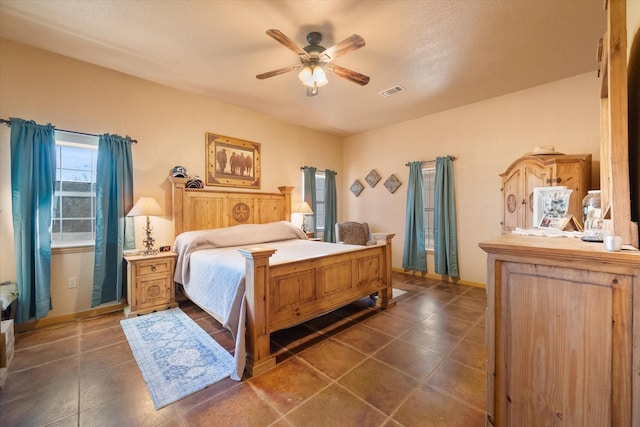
[326,64,370,86]
[266,29,309,60]
[321,34,365,61]
[256,64,302,80]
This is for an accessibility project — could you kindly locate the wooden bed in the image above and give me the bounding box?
[169,177,396,376]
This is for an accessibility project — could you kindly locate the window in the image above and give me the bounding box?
[51,131,99,246]
[314,170,326,232]
[301,169,326,237]
[422,167,436,250]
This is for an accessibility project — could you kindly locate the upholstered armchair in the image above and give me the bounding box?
[335,221,376,246]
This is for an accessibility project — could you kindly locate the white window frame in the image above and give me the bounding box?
[422,166,436,250]
[51,131,99,248]
[301,169,326,238]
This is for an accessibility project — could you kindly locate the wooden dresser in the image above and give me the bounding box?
[480,234,639,426]
[500,154,592,232]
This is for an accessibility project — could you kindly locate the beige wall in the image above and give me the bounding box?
[0,38,342,317]
[629,1,639,58]
[0,37,603,318]
[342,72,601,285]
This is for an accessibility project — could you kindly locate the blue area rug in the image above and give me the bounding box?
[121,308,235,409]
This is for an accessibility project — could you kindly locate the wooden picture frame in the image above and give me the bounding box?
[205,132,261,188]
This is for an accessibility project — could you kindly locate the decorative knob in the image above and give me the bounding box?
[151,265,157,272]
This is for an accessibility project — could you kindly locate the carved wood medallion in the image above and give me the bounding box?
[147,284,161,298]
[507,194,517,213]
[233,202,251,222]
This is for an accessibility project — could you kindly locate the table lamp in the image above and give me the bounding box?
[293,201,313,233]
[127,197,164,255]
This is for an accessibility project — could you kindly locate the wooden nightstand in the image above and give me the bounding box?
[124,251,178,317]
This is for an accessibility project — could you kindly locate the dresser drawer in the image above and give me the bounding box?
[136,258,172,277]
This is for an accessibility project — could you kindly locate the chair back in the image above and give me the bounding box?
[335,221,374,245]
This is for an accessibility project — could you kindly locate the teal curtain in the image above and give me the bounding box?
[9,118,56,323]
[302,166,317,233]
[91,134,134,307]
[434,156,459,277]
[402,162,426,272]
[323,169,337,242]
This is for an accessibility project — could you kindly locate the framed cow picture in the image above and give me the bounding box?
[205,132,261,188]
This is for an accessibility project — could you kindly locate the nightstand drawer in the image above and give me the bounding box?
[136,258,172,277]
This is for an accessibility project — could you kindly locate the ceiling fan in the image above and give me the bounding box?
[256,29,370,97]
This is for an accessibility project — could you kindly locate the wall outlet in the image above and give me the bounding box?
[67,277,77,289]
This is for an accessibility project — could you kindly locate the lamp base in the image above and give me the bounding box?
[140,215,157,256]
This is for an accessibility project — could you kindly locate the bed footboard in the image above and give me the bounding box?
[238,234,395,376]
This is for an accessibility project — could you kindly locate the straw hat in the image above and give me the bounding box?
[526,145,564,156]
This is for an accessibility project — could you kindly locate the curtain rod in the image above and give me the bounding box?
[0,118,138,143]
[300,166,338,175]
[405,156,456,166]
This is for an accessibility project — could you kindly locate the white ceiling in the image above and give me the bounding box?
[0,0,606,137]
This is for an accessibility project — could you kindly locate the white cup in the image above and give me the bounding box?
[604,235,622,252]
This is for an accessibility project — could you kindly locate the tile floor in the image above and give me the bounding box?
[0,272,487,426]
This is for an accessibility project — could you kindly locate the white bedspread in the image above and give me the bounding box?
[173,221,365,380]
[174,220,308,285]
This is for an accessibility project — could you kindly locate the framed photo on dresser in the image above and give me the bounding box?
[534,186,572,228]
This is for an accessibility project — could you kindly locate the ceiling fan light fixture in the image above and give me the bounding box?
[298,65,328,88]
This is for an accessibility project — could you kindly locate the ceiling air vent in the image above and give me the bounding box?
[379,85,405,97]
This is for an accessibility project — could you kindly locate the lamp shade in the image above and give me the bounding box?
[127,197,163,217]
[312,66,328,87]
[293,201,313,214]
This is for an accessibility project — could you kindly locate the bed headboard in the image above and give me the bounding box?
[169,177,293,236]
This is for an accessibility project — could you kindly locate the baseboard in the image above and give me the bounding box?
[392,267,485,289]
[14,302,125,334]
